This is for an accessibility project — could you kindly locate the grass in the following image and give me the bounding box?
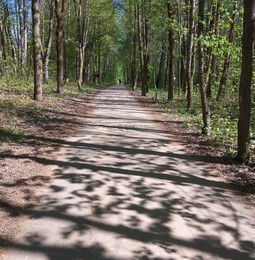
[0,127,25,142]
[0,78,103,144]
[25,105,49,122]
[134,85,244,158]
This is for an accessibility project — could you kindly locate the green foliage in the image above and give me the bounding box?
[145,84,239,152]
[0,79,102,146]
[26,105,49,122]
[0,127,25,142]
[224,146,237,158]
[1,0,253,163]
[211,107,238,144]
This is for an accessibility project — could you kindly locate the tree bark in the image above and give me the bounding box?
[0,20,4,76]
[198,0,210,135]
[23,0,28,66]
[32,0,43,101]
[167,2,174,101]
[137,2,148,96]
[74,0,90,90]
[64,0,70,81]
[43,0,54,84]
[186,0,196,110]
[130,0,137,91]
[55,0,67,93]
[18,0,27,67]
[206,0,221,98]
[237,0,255,163]
[156,32,166,89]
[4,1,17,64]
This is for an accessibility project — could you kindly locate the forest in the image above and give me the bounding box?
[0,0,254,164]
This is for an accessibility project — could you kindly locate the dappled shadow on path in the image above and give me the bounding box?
[1,86,255,259]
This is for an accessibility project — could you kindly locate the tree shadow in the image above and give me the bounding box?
[1,85,255,259]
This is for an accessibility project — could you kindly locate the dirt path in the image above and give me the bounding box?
[2,85,255,259]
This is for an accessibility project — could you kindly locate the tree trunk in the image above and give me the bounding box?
[180,43,186,93]
[167,2,175,101]
[32,0,42,101]
[18,0,27,67]
[156,32,166,89]
[198,0,210,135]
[176,0,184,96]
[144,13,149,94]
[0,20,6,61]
[181,1,187,95]
[56,17,64,93]
[74,0,90,90]
[206,55,217,98]
[0,21,4,76]
[23,5,28,66]
[43,0,54,84]
[77,45,84,90]
[137,2,148,96]
[237,0,255,163]
[186,0,196,110]
[130,0,137,91]
[206,0,221,98]
[4,1,17,64]
[18,0,23,65]
[64,0,70,81]
[55,0,67,93]
[168,28,174,101]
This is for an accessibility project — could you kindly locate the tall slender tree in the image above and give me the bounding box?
[55,0,67,93]
[137,0,149,96]
[32,0,42,100]
[73,0,91,90]
[0,16,3,76]
[156,32,167,89]
[167,1,175,101]
[197,0,210,135]
[4,0,17,65]
[43,0,54,84]
[237,0,255,163]
[130,0,137,91]
[186,0,196,110]
[18,0,28,67]
[206,0,221,98]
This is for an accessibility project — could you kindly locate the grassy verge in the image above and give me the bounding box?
[133,86,255,161]
[0,79,103,144]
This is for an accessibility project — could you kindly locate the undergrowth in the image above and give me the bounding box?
[0,78,101,143]
[137,86,248,159]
